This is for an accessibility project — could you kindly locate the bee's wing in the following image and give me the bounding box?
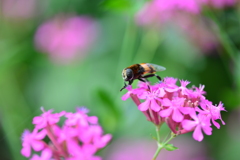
[147,63,166,72]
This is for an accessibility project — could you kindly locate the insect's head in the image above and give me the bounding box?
[122,68,133,81]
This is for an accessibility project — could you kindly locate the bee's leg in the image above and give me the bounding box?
[138,78,146,82]
[142,74,162,81]
[155,74,162,81]
[138,78,150,90]
[120,82,127,91]
[128,80,134,85]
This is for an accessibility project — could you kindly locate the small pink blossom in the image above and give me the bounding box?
[198,100,226,129]
[160,98,185,122]
[182,113,212,141]
[179,80,191,96]
[21,129,46,157]
[32,108,65,129]
[138,87,162,112]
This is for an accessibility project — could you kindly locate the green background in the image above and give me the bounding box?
[0,0,239,159]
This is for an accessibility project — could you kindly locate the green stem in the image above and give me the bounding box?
[205,7,240,91]
[152,130,176,160]
[205,7,238,64]
[133,29,161,63]
[114,15,137,91]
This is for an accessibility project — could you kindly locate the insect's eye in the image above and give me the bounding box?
[126,69,133,80]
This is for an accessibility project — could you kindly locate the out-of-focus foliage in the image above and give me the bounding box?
[0,0,240,159]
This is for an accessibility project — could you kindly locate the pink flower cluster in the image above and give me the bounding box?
[136,0,237,26]
[21,107,112,160]
[122,77,226,141]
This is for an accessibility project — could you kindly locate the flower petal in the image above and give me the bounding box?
[159,108,172,117]
[31,141,45,151]
[21,145,31,157]
[138,100,150,111]
[193,125,203,141]
[172,109,183,122]
[182,120,196,131]
[121,92,131,101]
[150,99,160,112]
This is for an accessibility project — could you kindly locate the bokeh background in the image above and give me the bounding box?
[0,0,240,159]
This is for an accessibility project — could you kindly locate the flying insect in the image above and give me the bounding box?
[120,63,166,91]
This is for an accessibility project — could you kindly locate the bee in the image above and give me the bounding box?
[120,63,166,91]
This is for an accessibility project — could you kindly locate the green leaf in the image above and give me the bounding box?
[95,88,122,120]
[164,144,179,151]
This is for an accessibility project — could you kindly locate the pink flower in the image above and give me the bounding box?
[138,87,162,112]
[179,80,191,96]
[21,129,46,157]
[32,108,65,129]
[160,98,185,122]
[198,100,226,128]
[35,15,98,64]
[163,77,179,93]
[182,112,212,141]
[65,108,98,127]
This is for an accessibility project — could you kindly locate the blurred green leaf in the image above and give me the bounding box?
[94,88,122,132]
[95,88,121,120]
[101,0,133,12]
[164,144,178,151]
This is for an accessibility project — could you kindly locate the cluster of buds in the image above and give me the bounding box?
[122,77,225,141]
[21,107,112,160]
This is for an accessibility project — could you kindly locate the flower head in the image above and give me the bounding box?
[21,107,111,159]
[122,77,226,141]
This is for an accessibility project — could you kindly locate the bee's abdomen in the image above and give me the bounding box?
[140,63,155,74]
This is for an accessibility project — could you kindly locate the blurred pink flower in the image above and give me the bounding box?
[136,0,236,52]
[136,0,201,26]
[200,0,237,8]
[136,0,237,25]
[21,129,46,157]
[1,0,37,19]
[32,108,65,129]
[35,15,98,64]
